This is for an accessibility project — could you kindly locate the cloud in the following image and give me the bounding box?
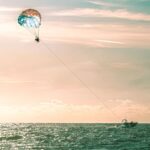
[0,99,149,123]
[0,7,21,12]
[0,80,35,84]
[40,21,129,48]
[95,40,124,45]
[44,38,113,48]
[110,62,136,70]
[88,0,114,7]
[50,8,150,21]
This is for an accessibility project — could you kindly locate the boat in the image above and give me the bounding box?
[121,119,138,128]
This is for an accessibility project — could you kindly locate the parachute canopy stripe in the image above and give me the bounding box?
[18,9,41,28]
[22,9,41,20]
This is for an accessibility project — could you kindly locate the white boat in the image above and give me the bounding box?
[121,119,138,128]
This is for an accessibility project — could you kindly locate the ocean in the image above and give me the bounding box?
[0,123,149,150]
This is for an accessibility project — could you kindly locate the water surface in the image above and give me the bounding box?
[0,123,149,149]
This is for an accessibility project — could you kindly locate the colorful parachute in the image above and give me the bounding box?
[18,9,41,42]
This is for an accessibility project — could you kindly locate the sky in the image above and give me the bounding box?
[0,0,150,123]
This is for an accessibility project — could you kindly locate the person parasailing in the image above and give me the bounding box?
[18,9,41,42]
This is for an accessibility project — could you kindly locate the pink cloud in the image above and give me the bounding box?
[50,8,150,21]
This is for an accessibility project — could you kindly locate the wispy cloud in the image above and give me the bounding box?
[0,80,35,84]
[88,0,114,7]
[0,99,149,123]
[95,39,124,45]
[110,62,136,70]
[50,8,150,21]
[43,37,125,48]
[0,7,21,12]
[40,20,149,48]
